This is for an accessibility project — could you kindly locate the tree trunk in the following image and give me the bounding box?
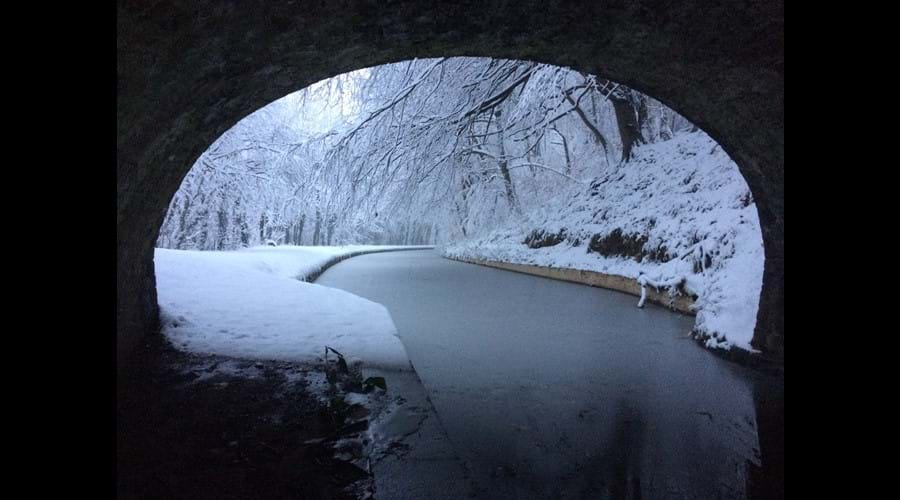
[312,211,321,246]
[609,89,645,163]
[495,110,521,215]
[258,213,267,242]
[552,126,572,175]
[296,215,305,245]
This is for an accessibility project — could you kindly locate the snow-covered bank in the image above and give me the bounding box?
[154,245,428,369]
[442,132,764,352]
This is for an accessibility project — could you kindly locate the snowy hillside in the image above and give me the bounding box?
[443,131,764,351]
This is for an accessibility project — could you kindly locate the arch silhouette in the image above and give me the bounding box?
[117,0,784,368]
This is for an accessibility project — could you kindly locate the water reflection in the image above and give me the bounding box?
[317,250,784,499]
[589,399,646,499]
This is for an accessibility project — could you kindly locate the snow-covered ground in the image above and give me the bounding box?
[155,245,427,369]
[443,131,764,352]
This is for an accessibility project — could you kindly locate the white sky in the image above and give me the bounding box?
[265,67,372,136]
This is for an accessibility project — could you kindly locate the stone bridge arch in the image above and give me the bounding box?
[117,0,783,368]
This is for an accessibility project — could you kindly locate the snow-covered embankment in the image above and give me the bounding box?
[155,245,428,369]
[443,132,764,352]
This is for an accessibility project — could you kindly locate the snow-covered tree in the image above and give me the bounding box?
[157,58,696,250]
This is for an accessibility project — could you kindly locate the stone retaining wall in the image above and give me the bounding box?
[446,256,695,315]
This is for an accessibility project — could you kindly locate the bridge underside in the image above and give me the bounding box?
[117,0,784,368]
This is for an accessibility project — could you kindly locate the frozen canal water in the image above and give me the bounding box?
[317,249,780,499]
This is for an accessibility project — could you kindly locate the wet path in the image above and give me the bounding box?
[317,250,781,499]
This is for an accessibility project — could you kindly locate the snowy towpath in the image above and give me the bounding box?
[154,245,430,370]
[317,249,776,500]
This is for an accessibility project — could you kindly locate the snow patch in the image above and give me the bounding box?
[155,245,420,369]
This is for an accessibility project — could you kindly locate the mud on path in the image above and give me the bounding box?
[117,335,380,499]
